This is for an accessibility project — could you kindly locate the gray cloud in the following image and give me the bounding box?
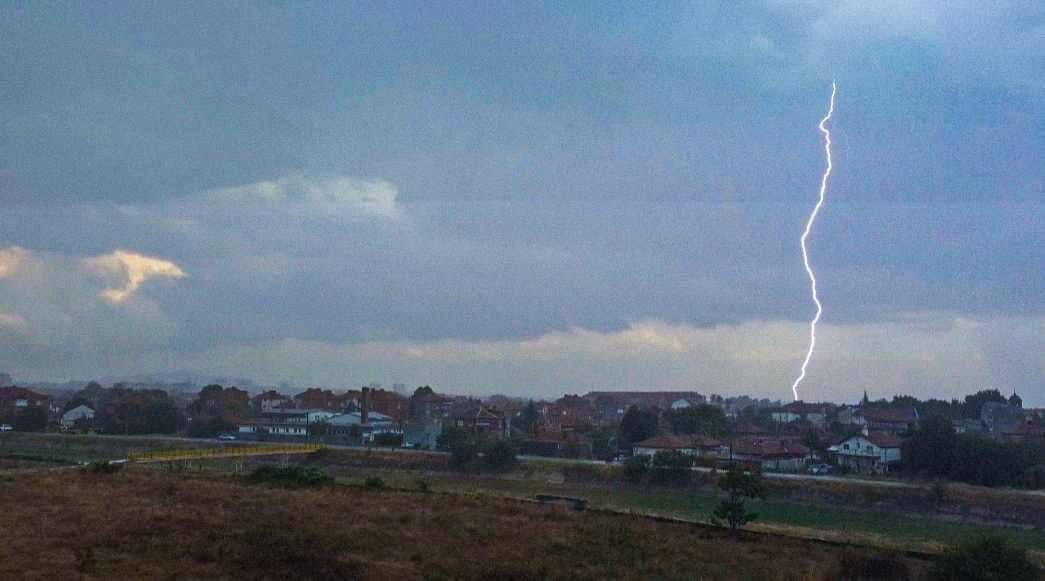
[119,313,1045,405]
[0,5,1040,403]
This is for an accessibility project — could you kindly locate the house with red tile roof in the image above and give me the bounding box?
[852,406,919,433]
[0,386,50,424]
[729,437,810,472]
[633,434,727,459]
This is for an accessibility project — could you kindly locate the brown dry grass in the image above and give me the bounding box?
[0,467,932,580]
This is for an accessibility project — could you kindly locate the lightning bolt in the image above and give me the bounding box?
[791,81,836,401]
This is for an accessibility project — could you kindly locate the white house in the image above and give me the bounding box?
[770,410,801,423]
[670,399,691,410]
[829,432,902,474]
[632,434,726,459]
[61,405,95,428]
[325,410,402,442]
[238,409,337,437]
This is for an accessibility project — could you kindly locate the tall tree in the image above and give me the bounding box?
[668,404,728,437]
[963,389,1007,419]
[618,406,658,450]
[516,400,540,436]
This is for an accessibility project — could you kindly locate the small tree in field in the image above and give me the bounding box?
[710,464,765,533]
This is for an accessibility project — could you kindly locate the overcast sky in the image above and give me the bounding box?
[1,2,1042,404]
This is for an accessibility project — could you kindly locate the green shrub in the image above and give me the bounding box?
[373,432,403,447]
[623,455,650,484]
[651,450,693,486]
[416,477,431,493]
[838,548,909,580]
[449,440,479,470]
[364,476,385,490]
[82,460,123,474]
[931,536,1037,581]
[482,441,517,470]
[710,464,764,533]
[245,465,333,488]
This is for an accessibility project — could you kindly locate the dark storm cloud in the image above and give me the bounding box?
[0,2,1041,402]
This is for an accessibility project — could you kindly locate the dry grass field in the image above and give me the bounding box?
[0,467,934,580]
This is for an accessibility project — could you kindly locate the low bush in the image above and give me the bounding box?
[449,440,479,470]
[838,548,909,580]
[82,461,122,474]
[373,432,403,447]
[651,450,693,486]
[930,535,1037,581]
[363,476,385,490]
[623,455,650,484]
[482,441,517,471]
[245,465,333,488]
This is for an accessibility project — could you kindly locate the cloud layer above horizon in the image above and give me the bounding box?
[0,3,1041,403]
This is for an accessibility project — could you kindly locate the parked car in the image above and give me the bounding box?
[217,433,237,441]
[0,424,12,432]
[809,463,833,475]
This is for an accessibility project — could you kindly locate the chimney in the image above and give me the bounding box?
[361,387,370,425]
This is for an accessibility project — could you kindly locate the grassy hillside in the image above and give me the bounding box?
[0,467,934,580]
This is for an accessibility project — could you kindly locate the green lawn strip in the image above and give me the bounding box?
[318,464,1045,556]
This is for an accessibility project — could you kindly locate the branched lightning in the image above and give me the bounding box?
[791,81,836,401]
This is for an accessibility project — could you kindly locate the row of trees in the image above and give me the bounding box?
[437,426,517,471]
[870,388,1022,421]
[61,382,248,437]
[63,382,181,435]
[903,416,1045,488]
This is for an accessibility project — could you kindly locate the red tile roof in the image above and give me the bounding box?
[1004,423,1045,437]
[633,434,694,450]
[0,386,49,402]
[857,406,918,424]
[732,437,809,459]
[782,401,834,415]
[867,432,902,449]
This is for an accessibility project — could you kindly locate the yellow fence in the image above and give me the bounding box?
[127,442,324,463]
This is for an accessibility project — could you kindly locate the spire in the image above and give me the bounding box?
[861,390,869,405]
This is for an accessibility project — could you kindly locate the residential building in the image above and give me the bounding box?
[771,401,835,426]
[952,418,983,435]
[851,406,919,433]
[730,437,810,472]
[770,409,801,423]
[829,432,902,475]
[293,388,342,412]
[585,391,706,426]
[61,405,95,429]
[1002,422,1045,444]
[981,401,1024,435]
[251,390,291,413]
[0,386,50,423]
[409,388,454,421]
[324,411,402,442]
[449,402,508,440]
[540,394,596,434]
[403,416,443,449]
[632,434,726,459]
[237,409,336,437]
[632,434,696,457]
